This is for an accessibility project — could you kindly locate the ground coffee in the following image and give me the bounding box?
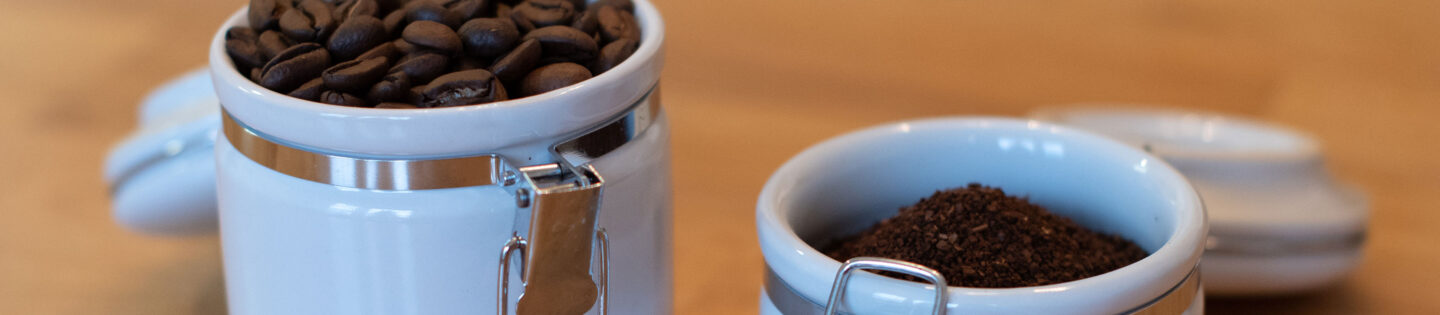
[226,0,641,108]
[825,184,1149,288]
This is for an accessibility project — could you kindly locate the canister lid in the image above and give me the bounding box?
[103,69,220,236]
[1030,106,1368,296]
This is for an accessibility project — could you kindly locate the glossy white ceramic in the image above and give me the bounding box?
[756,118,1207,314]
[1031,106,1368,296]
[206,1,672,314]
[103,69,220,235]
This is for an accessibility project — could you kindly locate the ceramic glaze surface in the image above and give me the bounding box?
[218,113,672,315]
[756,118,1206,314]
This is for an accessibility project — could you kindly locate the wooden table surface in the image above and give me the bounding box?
[2,0,1438,313]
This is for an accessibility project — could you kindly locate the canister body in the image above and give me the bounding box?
[216,112,672,315]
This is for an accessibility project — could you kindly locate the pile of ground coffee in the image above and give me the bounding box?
[825,184,1149,288]
[226,0,640,109]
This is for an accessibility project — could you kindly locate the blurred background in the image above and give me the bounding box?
[2,0,1438,313]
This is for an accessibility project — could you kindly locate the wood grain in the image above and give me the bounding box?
[1,0,1437,314]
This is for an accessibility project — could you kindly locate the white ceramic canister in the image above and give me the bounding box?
[106,1,671,314]
[1030,106,1368,296]
[756,118,1208,314]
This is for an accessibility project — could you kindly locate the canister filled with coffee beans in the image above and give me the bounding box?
[104,1,670,314]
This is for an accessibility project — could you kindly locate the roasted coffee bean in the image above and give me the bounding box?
[423,69,507,107]
[454,57,489,71]
[458,18,519,59]
[389,53,449,83]
[443,0,487,21]
[339,0,380,19]
[489,38,541,84]
[259,43,331,92]
[375,102,419,109]
[355,42,401,62]
[513,0,575,27]
[279,0,336,42]
[382,9,407,35]
[521,62,590,96]
[522,26,597,63]
[590,37,635,74]
[367,71,411,102]
[321,90,369,106]
[393,38,419,54]
[596,5,637,43]
[508,9,537,34]
[257,30,293,60]
[248,0,285,30]
[323,56,391,92]
[250,68,264,82]
[402,21,463,54]
[571,9,599,35]
[496,3,513,20]
[328,15,388,61]
[227,26,259,42]
[405,1,463,29]
[288,77,326,101]
[590,0,633,12]
[407,84,428,105]
[564,0,587,12]
[226,38,267,70]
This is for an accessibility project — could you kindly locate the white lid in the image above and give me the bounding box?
[1031,105,1368,296]
[103,69,220,236]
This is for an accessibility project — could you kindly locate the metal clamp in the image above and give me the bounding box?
[825,257,948,315]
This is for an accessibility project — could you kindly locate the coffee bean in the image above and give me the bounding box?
[339,0,380,19]
[590,0,633,12]
[496,3,513,20]
[406,1,463,29]
[226,38,267,70]
[321,90,369,106]
[288,77,326,101]
[564,0,587,12]
[402,21,463,54]
[323,56,391,92]
[257,30,293,60]
[513,0,575,27]
[227,26,259,42]
[423,69,508,107]
[367,72,411,102]
[591,37,635,75]
[327,15,388,61]
[355,42,401,62]
[279,0,337,42]
[508,9,537,34]
[522,26,597,63]
[489,38,541,84]
[458,18,519,59]
[250,68,264,82]
[375,102,419,109]
[248,0,285,30]
[443,0,487,21]
[454,57,489,71]
[382,9,407,35]
[390,53,449,83]
[259,43,331,92]
[393,38,419,54]
[407,84,428,105]
[520,62,590,96]
[571,9,599,35]
[596,5,637,44]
